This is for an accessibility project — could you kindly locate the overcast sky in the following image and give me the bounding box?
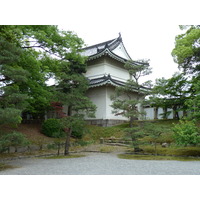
[3,0,198,84]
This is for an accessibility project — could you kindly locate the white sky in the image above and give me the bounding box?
[2,0,199,84]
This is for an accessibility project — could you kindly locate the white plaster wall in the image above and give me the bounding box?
[144,107,154,120]
[157,108,163,119]
[178,111,183,118]
[106,86,128,120]
[85,87,106,120]
[85,63,106,78]
[104,63,130,81]
[167,108,173,119]
[85,60,130,81]
[143,107,184,120]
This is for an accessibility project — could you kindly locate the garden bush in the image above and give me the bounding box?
[0,131,30,153]
[41,118,65,138]
[172,120,200,146]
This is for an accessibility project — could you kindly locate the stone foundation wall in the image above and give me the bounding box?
[86,119,128,127]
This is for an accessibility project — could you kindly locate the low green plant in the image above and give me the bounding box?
[41,118,65,138]
[117,154,200,161]
[0,131,30,153]
[74,140,93,146]
[70,119,87,139]
[125,126,144,152]
[40,154,85,159]
[172,120,200,146]
[142,123,171,155]
[0,163,15,171]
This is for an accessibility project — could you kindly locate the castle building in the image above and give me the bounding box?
[82,34,147,126]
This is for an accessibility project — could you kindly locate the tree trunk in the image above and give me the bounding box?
[163,107,168,119]
[57,143,60,156]
[64,128,72,155]
[64,106,72,155]
[129,116,134,128]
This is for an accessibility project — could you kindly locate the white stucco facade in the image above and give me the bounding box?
[85,57,130,82]
[85,86,128,121]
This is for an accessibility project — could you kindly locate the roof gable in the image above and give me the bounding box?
[81,34,132,62]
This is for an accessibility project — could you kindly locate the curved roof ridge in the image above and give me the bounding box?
[88,47,127,63]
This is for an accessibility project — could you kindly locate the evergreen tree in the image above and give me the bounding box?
[148,72,190,119]
[53,53,96,155]
[0,25,91,125]
[111,59,151,127]
[172,25,200,119]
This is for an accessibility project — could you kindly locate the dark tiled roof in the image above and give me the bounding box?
[88,74,150,94]
[81,33,132,61]
[89,74,126,88]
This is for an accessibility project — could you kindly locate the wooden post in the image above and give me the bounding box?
[100,138,104,144]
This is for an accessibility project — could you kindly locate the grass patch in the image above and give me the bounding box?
[0,163,15,171]
[39,154,86,159]
[100,145,126,153]
[118,154,200,161]
[141,145,200,157]
[84,124,127,142]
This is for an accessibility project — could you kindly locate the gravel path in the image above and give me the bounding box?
[1,152,200,175]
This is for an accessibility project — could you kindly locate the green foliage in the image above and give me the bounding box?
[172,120,200,146]
[124,125,145,151]
[0,131,30,153]
[41,118,65,138]
[142,123,171,155]
[74,140,93,146]
[118,154,200,161]
[111,59,151,127]
[148,72,190,119]
[0,108,22,126]
[41,154,85,159]
[171,26,200,120]
[0,25,89,124]
[185,80,200,120]
[60,115,88,139]
[0,163,15,171]
[172,26,200,75]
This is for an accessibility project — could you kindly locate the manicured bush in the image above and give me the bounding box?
[41,118,65,138]
[0,131,30,153]
[71,119,86,139]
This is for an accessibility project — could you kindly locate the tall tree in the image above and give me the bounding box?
[172,25,200,119]
[110,59,151,152]
[0,25,90,125]
[172,25,200,76]
[0,31,29,125]
[148,72,190,119]
[53,53,96,155]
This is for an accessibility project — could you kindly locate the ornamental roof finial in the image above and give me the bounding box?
[118,32,122,41]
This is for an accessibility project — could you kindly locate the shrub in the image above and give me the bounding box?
[41,118,65,138]
[71,122,86,139]
[0,131,30,153]
[172,120,200,146]
[62,117,86,139]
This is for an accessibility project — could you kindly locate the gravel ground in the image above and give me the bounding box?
[1,152,200,175]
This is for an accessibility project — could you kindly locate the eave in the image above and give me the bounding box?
[88,48,128,64]
[88,74,150,95]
